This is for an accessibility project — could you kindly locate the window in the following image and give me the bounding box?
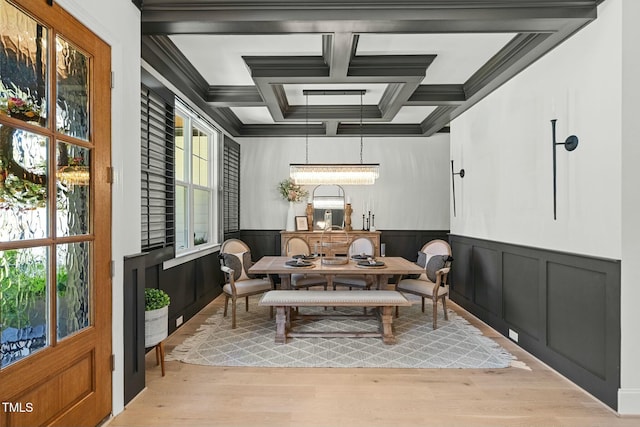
[174,101,220,254]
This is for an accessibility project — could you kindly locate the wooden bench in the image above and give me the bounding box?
[258,290,411,344]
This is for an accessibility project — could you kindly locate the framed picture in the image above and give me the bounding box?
[295,216,308,231]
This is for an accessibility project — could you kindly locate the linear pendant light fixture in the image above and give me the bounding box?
[289,89,380,185]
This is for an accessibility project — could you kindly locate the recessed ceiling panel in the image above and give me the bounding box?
[170,34,322,85]
[356,33,516,84]
[285,84,386,106]
[390,106,438,124]
[230,107,275,124]
[231,107,325,125]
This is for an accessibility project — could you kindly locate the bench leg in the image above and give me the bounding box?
[275,306,287,344]
[379,306,396,344]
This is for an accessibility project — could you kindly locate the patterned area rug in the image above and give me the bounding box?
[167,296,515,369]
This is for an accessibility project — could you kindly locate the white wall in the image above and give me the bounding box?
[57,0,141,417]
[451,0,640,414]
[619,0,640,415]
[451,0,622,259]
[238,135,450,231]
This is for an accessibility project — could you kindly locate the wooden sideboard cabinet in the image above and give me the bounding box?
[280,230,381,257]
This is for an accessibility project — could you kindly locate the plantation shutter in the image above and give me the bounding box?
[141,83,175,251]
[223,137,240,234]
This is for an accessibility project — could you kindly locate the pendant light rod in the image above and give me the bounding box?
[305,91,309,164]
[291,88,379,185]
[360,90,363,164]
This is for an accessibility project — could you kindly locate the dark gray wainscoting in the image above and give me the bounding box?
[240,230,283,259]
[152,249,224,336]
[380,230,450,260]
[123,247,223,404]
[449,234,621,410]
[123,253,146,406]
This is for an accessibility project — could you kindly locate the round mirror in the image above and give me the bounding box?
[312,185,345,230]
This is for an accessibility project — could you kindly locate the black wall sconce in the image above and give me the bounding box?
[551,119,579,220]
[451,160,465,217]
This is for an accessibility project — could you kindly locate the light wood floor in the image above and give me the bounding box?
[107,296,639,427]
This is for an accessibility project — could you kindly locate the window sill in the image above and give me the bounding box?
[163,243,221,270]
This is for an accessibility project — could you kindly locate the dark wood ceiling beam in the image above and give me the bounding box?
[338,123,424,136]
[141,1,599,35]
[143,36,209,92]
[325,121,339,136]
[238,122,434,137]
[285,105,382,121]
[206,86,264,106]
[377,79,423,120]
[464,33,551,99]
[420,106,458,137]
[406,85,467,106]
[141,35,242,135]
[145,20,573,35]
[215,107,244,130]
[240,123,325,137]
[348,55,435,78]
[249,82,288,122]
[243,56,329,78]
[327,33,358,78]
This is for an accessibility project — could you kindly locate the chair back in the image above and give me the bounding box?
[285,237,311,256]
[219,239,251,274]
[348,237,375,257]
[221,238,250,254]
[421,239,451,257]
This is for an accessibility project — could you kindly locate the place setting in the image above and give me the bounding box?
[354,255,386,269]
[285,256,316,268]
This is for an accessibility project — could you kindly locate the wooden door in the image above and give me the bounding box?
[0,0,112,426]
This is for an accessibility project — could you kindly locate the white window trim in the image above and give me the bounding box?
[174,100,221,257]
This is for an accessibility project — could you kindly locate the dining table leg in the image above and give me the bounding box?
[375,274,393,290]
[279,273,291,290]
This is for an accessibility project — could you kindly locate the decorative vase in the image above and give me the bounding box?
[145,305,168,348]
[286,201,296,231]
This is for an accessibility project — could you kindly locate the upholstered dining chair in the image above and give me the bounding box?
[284,237,328,291]
[394,239,453,329]
[219,238,273,328]
[332,237,376,291]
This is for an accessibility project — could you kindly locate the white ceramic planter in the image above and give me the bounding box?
[145,305,168,348]
[285,201,295,231]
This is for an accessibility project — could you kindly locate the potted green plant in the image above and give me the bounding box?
[144,288,170,348]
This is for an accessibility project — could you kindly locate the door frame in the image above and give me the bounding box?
[0,0,112,426]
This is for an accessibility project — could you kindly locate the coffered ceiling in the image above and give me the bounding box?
[138,0,602,138]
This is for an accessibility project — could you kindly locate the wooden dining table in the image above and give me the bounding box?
[248,256,424,290]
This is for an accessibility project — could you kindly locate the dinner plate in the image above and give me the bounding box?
[292,254,317,260]
[356,260,386,268]
[351,254,373,260]
[285,260,315,268]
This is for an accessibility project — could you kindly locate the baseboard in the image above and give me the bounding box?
[618,388,640,415]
